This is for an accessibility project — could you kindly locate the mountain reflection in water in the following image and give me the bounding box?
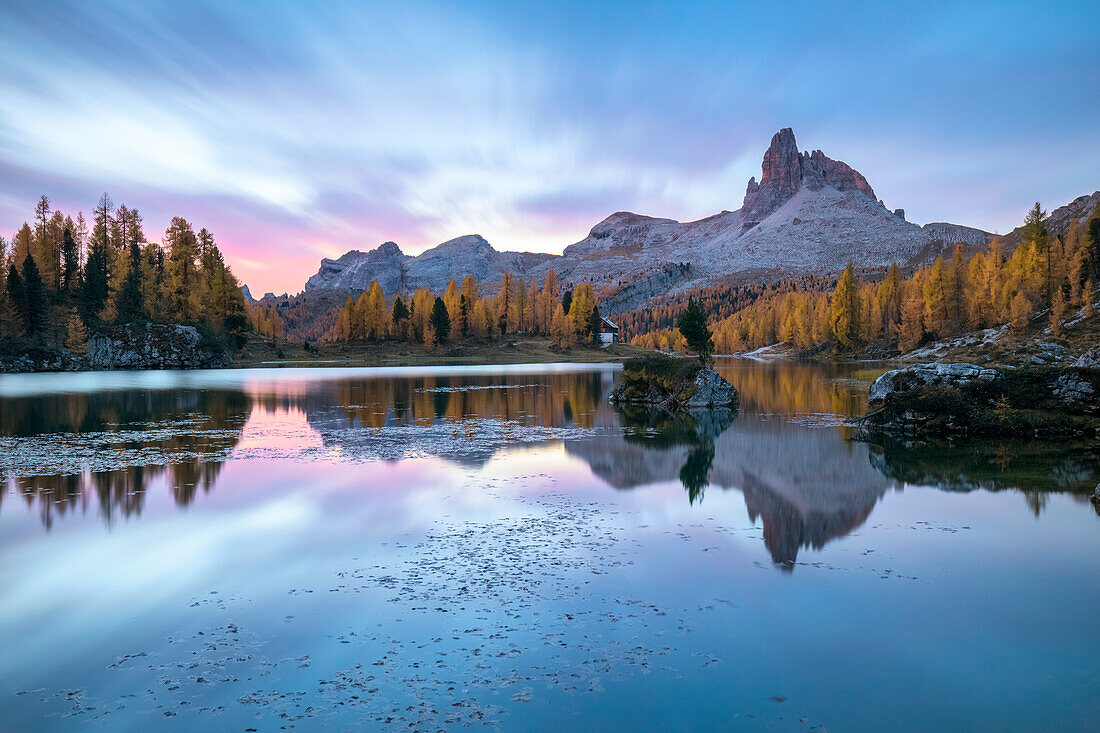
[1,361,1097,565]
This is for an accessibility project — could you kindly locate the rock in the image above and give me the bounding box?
[1051,373,1096,408]
[611,356,738,410]
[741,128,876,227]
[86,323,231,370]
[683,368,739,408]
[869,363,998,403]
[1073,348,1100,368]
[1093,485,1100,516]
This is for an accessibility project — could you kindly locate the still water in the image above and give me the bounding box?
[1,359,1098,731]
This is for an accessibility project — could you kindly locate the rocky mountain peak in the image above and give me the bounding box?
[741,128,876,226]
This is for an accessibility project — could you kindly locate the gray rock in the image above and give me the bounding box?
[86,323,231,370]
[682,368,739,408]
[1052,373,1096,407]
[1073,348,1100,368]
[869,363,998,403]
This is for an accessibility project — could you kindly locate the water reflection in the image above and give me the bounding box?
[1,362,1096,566]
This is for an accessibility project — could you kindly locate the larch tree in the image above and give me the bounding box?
[828,261,861,348]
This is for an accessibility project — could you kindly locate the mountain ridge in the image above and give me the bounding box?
[296,129,1093,315]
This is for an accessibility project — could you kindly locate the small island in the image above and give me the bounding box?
[858,361,1100,439]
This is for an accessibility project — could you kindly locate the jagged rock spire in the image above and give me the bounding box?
[741,128,876,226]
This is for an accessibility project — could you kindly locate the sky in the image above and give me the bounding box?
[1,0,1097,295]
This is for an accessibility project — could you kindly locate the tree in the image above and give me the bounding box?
[164,216,199,322]
[1049,288,1066,336]
[549,303,575,349]
[391,295,409,337]
[430,296,450,343]
[677,298,714,364]
[14,252,46,336]
[1023,202,1049,299]
[1009,291,1031,333]
[829,261,861,347]
[898,279,925,352]
[64,307,87,355]
[115,242,145,322]
[569,282,595,337]
[61,228,80,294]
[6,264,25,335]
[587,303,604,345]
[1087,212,1100,282]
[561,289,572,315]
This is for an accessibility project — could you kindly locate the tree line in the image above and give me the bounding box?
[631,202,1100,354]
[0,194,251,356]
[328,271,610,349]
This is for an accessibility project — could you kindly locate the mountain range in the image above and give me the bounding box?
[294,128,1096,315]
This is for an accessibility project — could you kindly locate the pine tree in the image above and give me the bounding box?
[677,297,714,364]
[115,243,145,322]
[17,252,46,336]
[6,264,25,335]
[61,228,79,294]
[430,296,450,344]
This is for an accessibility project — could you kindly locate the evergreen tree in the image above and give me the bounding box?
[561,289,572,315]
[430,296,451,342]
[115,243,145,322]
[587,303,603,345]
[677,298,714,364]
[61,228,79,294]
[6,264,25,335]
[16,252,46,336]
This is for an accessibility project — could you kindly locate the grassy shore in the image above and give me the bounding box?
[235,335,651,368]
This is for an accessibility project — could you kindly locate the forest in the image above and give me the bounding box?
[0,194,251,357]
[630,203,1100,355]
[319,272,609,349]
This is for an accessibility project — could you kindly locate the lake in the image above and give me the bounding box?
[1,359,1098,731]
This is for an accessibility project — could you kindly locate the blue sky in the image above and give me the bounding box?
[1,0,1097,293]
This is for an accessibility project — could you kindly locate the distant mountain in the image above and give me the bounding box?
[304,128,1100,315]
[304,235,556,294]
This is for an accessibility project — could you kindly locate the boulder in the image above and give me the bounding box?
[683,367,739,408]
[869,363,998,403]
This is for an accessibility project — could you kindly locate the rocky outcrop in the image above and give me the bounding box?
[611,356,738,410]
[86,323,231,370]
[861,363,1100,439]
[869,363,998,403]
[684,368,739,408]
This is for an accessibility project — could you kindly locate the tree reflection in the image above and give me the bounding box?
[1,389,250,529]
